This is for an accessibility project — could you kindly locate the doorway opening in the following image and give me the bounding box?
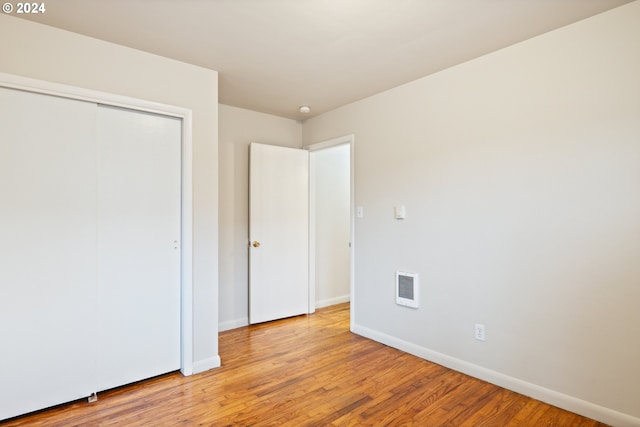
[306,135,355,329]
[247,135,354,328]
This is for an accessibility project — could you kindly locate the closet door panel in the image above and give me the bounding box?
[95,106,181,392]
[0,88,98,420]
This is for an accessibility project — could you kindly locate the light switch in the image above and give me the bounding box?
[356,206,364,218]
[394,205,406,219]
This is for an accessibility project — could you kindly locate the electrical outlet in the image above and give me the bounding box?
[475,324,486,341]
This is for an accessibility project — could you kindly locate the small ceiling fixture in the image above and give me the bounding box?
[298,105,311,114]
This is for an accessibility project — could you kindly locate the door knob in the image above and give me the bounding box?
[252,241,261,248]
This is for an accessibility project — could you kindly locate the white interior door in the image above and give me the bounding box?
[0,88,98,420]
[249,143,309,324]
[95,106,181,391]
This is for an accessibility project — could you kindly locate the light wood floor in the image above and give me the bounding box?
[3,303,608,426]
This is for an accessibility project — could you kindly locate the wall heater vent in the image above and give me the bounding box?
[396,271,419,308]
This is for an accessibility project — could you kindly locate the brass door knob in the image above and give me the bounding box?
[252,241,261,248]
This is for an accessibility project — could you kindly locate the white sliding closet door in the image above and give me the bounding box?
[0,88,98,419]
[0,88,182,421]
[95,106,181,391]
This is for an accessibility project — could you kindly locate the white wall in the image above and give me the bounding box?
[0,15,220,372]
[303,2,640,425]
[218,104,302,331]
[312,144,351,307]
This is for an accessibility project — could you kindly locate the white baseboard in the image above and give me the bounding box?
[316,294,350,309]
[352,323,640,427]
[219,317,249,332]
[192,355,221,374]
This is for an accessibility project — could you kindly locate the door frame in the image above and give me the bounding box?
[0,72,195,376]
[304,134,355,329]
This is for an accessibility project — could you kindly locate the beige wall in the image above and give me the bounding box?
[0,15,220,370]
[303,2,640,425]
[218,104,302,331]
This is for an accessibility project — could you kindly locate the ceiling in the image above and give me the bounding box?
[16,0,632,120]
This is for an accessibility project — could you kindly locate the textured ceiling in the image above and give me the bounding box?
[15,0,633,119]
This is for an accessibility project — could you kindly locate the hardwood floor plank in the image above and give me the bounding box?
[457,388,524,427]
[345,363,450,425]
[1,303,610,427]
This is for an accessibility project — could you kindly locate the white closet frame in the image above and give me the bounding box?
[0,71,195,376]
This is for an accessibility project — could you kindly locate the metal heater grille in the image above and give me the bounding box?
[396,271,419,308]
